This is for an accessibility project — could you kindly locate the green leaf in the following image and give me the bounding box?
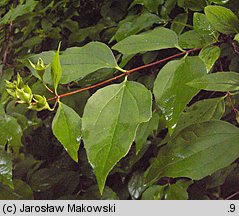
[26,42,120,84]
[171,13,188,35]
[234,33,239,43]
[187,72,239,92]
[29,168,79,195]
[145,120,239,184]
[160,0,177,18]
[179,30,216,49]
[177,97,225,131]
[0,149,13,188]
[141,185,165,200]
[51,42,62,94]
[0,179,33,200]
[112,27,179,55]
[193,13,216,35]
[52,103,82,162]
[199,46,221,72]
[0,114,23,151]
[82,80,152,193]
[0,69,13,95]
[114,12,163,42]
[209,0,230,4]
[181,0,207,11]
[162,97,225,145]
[128,172,147,199]
[164,179,192,200]
[153,56,207,134]
[205,6,239,34]
[0,0,9,7]
[228,57,239,73]
[60,42,119,83]
[135,112,159,154]
[129,0,164,14]
[205,164,237,189]
[0,0,38,26]
[236,111,239,124]
[222,165,239,197]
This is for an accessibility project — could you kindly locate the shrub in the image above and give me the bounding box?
[1,0,239,200]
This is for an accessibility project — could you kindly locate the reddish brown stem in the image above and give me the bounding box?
[227,92,238,115]
[2,22,13,71]
[47,48,201,102]
[225,190,239,200]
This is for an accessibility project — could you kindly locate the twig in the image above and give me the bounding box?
[43,83,54,94]
[225,190,239,200]
[227,92,238,115]
[2,21,13,75]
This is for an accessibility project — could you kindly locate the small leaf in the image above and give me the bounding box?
[0,69,13,95]
[164,179,192,200]
[193,13,216,35]
[171,13,188,35]
[236,111,239,124]
[187,72,239,92]
[209,0,230,4]
[0,149,13,188]
[0,114,22,151]
[205,6,239,34]
[177,97,225,131]
[0,0,38,26]
[141,185,165,200]
[181,0,207,11]
[29,168,59,192]
[82,81,152,193]
[52,103,82,162]
[114,12,163,42]
[0,179,33,200]
[234,33,239,43]
[146,120,239,184]
[129,0,164,14]
[51,42,62,94]
[112,27,179,55]
[153,56,207,134]
[206,164,237,189]
[162,97,225,145]
[128,172,147,199]
[199,46,221,72]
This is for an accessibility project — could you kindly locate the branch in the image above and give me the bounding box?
[227,92,238,115]
[2,21,13,75]
[47,48,201,102]
[225,190,239,200]
[3,22,13,64]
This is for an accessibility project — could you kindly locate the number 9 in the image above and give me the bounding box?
[230,204,235,212]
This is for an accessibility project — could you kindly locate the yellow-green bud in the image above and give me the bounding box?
[16,85,33,104]
[29,58,49,80]
[5,80,16,89]
[28,94,52,111]
[16,73,24,89]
